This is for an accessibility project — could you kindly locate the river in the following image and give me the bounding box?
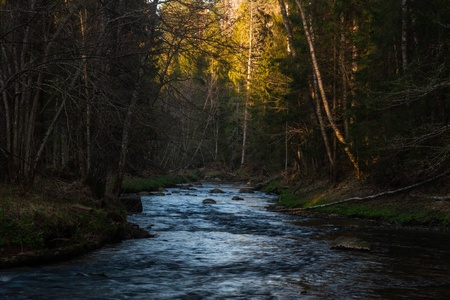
[1,182,449,299]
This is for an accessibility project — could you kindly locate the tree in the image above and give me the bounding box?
[294,0,360,175]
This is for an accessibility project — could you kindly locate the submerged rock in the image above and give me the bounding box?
[210,188,225,193]
[232,196,244,201]
[331,236,372,251]
[203,199,217,204]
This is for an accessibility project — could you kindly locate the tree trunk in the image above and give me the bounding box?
[80,8,91,173]
[22,4,79,185]
[112,88,140,197]
[32,64,83,172]
[111,0,159,196]
[241,0,253,168]
[309,79,334,168]
[277,0,298,57]
[340,13,349,139]
[401,0,408,70]
[294,0,360,176]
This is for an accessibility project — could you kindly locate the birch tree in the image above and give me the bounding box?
[240,0,253,168]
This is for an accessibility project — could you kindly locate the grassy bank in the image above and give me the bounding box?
[268,176,450,228]
[0,172,199,264]
[121,173,199,193]
[0,179,127,267]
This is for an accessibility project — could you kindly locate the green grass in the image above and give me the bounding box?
[261,179,283,193]
[0,211,44,250]
[276,184,333,208]
[319,202,450,227]
[277,190,301,208]
[121,174,198,193]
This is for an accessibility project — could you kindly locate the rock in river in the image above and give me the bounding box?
[210,188,225,193]
[331,236,371,251]
[232,196,244,201]
[203,199,217,204]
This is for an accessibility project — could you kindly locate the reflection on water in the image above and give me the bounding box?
[1,182,449,299]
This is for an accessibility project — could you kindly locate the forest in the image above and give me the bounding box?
[0,0,448,199]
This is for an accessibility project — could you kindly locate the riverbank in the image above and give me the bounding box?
[0,178,146,269]
[2,180,449,299]
[2,170,448,269]
[0,173,202,269]
[265,174,450,230]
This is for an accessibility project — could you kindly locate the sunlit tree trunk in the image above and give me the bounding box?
[241,0,253,168]
[277,0,297,57]
[309,17,335,173]
[351,19,358,103]
[309,79,334,169]
[295,0,360,175]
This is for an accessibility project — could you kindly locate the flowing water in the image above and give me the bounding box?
[1,182,449,299]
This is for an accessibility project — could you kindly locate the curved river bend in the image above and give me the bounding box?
[1,182,449,299]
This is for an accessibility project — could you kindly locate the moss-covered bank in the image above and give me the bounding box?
[0,173,203,268]
[0,179,128,268]
[265,175,450,229]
